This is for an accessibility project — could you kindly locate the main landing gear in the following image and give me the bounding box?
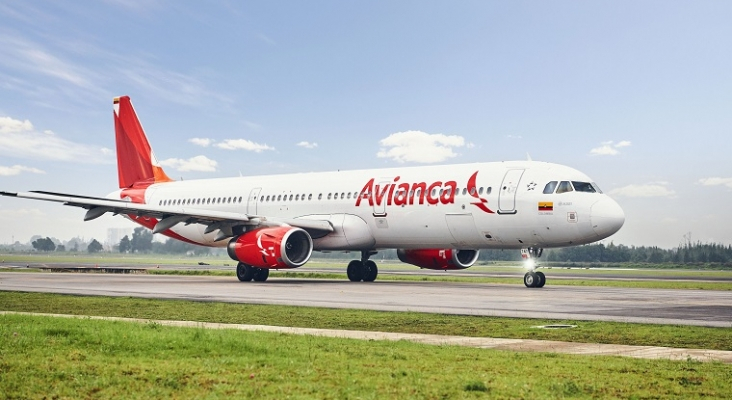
[521,247,546,288]
[347,250,379,282]
[236,262,270,282]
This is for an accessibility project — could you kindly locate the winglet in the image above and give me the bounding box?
[113,96,173,189]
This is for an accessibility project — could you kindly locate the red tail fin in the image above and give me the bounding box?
[113,96,173,189]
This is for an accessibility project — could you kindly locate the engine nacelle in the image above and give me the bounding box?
[397,249,479,270]
[227,226,313,269]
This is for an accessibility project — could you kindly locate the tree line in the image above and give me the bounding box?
[15,228,732,266]
[32,237,103,253]
[544,242,732,265]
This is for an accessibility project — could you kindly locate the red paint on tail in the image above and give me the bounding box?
[113,96,173,189]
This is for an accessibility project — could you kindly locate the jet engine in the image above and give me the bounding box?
[397,249,479,270]
[227,226,313,269]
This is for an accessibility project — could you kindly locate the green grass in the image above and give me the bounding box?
[5,252,731,290]
[1,313,730,399]
[1,291,730,351]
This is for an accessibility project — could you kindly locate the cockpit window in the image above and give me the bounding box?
[591,183,603,194]
[571,181,597,193]
[543,181,558,194]
[556,181,574,194]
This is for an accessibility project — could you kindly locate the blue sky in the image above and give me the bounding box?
[1,1,731,248]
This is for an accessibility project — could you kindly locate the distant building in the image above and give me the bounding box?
[107,227,133,250]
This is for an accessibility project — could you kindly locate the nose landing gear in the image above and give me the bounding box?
[521,247,546,288]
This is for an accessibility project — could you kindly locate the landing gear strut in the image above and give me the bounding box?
[236,262,270,282]
[347,250,379,282]
[521,247,546,288]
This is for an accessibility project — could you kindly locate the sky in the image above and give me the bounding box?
[1,1,731,249]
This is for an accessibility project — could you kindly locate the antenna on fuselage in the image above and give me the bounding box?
[526,153,533,161]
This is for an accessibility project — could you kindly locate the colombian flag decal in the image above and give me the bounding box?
[538,202,554,211]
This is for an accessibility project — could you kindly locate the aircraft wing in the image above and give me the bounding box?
[0,190,334,240]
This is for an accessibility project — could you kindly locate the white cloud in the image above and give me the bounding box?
[377,131,467,163]
[159,155,217,172]
[0,164,45,176]
[590,140,632,156]
[609,182,675,198]
[189,137,212,147]
[0,116,33,133]
[120,66,231,107]
[0,116,113,164]
[0,31,231,109]
[215,139,274,152]
[0,34,97,91]
[256,33,277,46]
[698,177,732,189]
[296,141,318,149]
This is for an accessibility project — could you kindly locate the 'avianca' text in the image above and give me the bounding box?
[355,176,457,207]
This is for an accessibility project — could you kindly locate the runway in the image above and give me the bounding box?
[1,272,731,327]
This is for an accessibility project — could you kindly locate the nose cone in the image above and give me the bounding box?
[590,197,625,239]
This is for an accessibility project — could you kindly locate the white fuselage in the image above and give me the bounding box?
[118,160,624,251]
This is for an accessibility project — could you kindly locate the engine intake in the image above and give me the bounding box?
[227,226,313,269]
[397,248,479,270]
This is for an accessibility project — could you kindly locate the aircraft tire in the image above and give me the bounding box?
[253,268,270,282]
[347,260,364,282]
[237,263,254,282]
[523,271,538,288]
[536,271,546,288]
[363,260,378,282]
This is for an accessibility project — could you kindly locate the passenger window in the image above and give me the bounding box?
[572,181,596,193]
[327,193,332,200]
[347,193,351,199]
[556,181,573,194]
[318,193,322,200]
[308,194,312,200]
[543,181,558,194]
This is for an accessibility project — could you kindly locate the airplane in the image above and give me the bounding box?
[0,96,625,288]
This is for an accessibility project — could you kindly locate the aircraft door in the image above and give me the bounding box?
[247,187,261,214]
[498,169,524,214]
[372,179,391,217]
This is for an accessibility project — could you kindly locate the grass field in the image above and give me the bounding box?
[2,312,731,398]
[3,252,732,291]
[2,290,731,398]
[2,291,731,351]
